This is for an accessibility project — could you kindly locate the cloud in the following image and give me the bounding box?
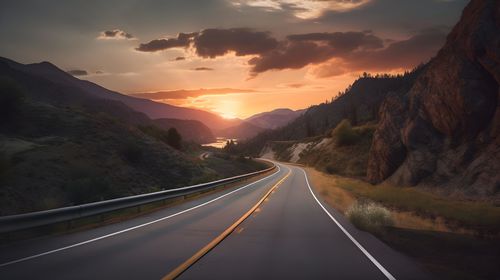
[192,67,214,71]
[174,56,186,61]
[135,32,198,52]
[230,0,372,19]
[67,69,88,76]
[311,28,447,77]
[135,28,278,57]
[285,83,305,88]
[98,29,135,40]
[131,88,256,100]
[287,31,383,53]
[193,28,278,58]
[248,31,384,75]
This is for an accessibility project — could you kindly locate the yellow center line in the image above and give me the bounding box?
[161,168,292,280]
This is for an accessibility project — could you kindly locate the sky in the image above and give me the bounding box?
[0,0,468,119]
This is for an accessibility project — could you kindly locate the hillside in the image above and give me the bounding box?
[0,57,238,131]
[0,78,205,215]
[154,118,215,144]
[367,0,500,200]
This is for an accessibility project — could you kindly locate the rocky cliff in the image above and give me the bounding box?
[367,0,500,199]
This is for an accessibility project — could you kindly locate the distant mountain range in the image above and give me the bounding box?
[246,108,305,130]
[218,108,305,140]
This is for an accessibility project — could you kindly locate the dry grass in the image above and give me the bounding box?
[346,201,394,233]
[304,167,498,234]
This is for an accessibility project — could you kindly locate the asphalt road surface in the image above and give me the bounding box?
[0,162,432,280]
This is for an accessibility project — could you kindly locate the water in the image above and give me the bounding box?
[202,137,237,149]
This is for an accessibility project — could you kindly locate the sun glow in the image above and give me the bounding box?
[220,112,238,119]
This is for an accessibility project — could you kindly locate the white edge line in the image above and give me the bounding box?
[0,166,282,268]
[300,168,397,280]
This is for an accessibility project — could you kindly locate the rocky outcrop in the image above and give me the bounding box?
[368,0,500,199]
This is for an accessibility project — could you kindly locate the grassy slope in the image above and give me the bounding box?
[0,98,205,215]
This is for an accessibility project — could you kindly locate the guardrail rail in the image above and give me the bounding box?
[0,163,276,234]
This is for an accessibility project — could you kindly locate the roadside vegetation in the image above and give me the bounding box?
[346,201,393,233]
[293,121,376,177]
[307,167,500,280]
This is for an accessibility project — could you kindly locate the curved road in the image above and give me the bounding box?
[0,162,432,280]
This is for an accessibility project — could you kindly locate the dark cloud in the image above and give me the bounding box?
[313,27,447,77]
[287,31,384,53]
[249,41,333,75]
[136,28,278,57]
[249,31,384,75]
[135,32,198,52]
[67,69,88,76]
[98,29,134,40]
[193,28,278,58]
[131,88,256,100]
[174,56,186,61]
[192,67,214,71]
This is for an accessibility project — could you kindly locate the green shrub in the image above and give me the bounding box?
[167,128,182,150]
[331,119,359,146]
[346,200,394,233]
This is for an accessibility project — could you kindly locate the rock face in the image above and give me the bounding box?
[368,0,500,199]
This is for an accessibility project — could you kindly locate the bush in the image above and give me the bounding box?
[167,128,182,150]
[346,200,394,233]
[331,119,358,146]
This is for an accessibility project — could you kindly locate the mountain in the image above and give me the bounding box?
[367,0,500,199]
[245,108,304,129]
[218,121,267,140]
[216,108,304,140]
[153,118,215,144]
[0,57,238,131]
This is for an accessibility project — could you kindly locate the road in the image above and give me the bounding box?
[198,152,211,160]
[0,162,432,280]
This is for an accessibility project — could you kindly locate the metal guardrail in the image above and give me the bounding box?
[0,164,276,234]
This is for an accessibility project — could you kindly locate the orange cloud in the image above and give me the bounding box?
[131,88,256,100]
